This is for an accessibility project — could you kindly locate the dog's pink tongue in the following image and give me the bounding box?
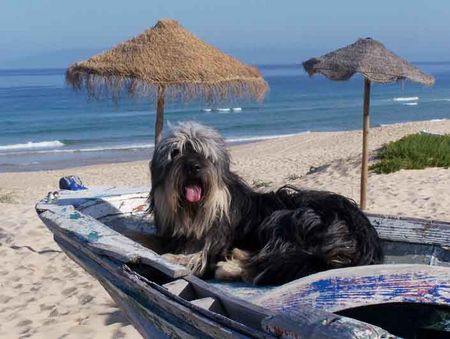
[185,185,202,202]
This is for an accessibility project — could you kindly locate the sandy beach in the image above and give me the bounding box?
[0,119,449,338]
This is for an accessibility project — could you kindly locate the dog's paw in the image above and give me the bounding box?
[231,248,250,261]
[214,258,243,281]
[162,252,205,275]
[161,253,191,266]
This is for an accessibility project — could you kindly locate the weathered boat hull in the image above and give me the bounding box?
[36,185,450,338]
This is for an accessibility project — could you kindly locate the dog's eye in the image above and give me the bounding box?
[170,149,180,159]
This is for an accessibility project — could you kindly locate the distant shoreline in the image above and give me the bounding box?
[0,136,270,173]
[1,119,447,174]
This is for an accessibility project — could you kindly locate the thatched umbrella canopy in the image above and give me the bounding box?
[66,19,268,145]
[303,38,434,209]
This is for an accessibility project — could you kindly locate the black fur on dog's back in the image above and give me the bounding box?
[228,183,383,285]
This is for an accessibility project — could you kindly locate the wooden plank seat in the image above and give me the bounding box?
[255,264,450,313]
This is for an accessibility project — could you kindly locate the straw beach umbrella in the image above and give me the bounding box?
[303,37,434,209]
[66,19,268,145]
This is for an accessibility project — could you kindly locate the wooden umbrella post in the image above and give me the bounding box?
[154,85,165,146]
[360,78,371,210]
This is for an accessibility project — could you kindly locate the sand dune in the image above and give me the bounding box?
[0,119,449,338]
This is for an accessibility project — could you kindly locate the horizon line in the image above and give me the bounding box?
[1,60,450,72]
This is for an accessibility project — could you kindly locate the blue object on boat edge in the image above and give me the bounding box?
[59,176,87,191]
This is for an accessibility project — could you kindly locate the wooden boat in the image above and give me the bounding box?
[36,180,450,338]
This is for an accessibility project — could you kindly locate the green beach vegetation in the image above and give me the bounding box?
[0,191,16,204]
[370,133,450,174]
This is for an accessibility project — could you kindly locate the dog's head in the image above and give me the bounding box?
[150,122,231,239]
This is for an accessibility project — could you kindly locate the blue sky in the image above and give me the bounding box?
[1,0,450,67]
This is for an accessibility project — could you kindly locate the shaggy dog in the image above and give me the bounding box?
[149,122,383,285]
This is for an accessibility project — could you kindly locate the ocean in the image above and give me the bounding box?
[0,63,449,172]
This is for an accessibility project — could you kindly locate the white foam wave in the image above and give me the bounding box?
[226,131,311,143]
[393,96,419,102]
[26,134,308,153]
[0,143,155,156]
[68,143,156,153]
[403,102,418,106]
[0,131,326,157]
[202,107,243,113]
[378,118,447,127]
[0,140,64,151]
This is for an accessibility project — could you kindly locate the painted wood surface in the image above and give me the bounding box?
[382,241,450,267]
[261,313,393,339]
[191,297,225,314]
[79,195,149,220]
[35,186,450,338]
[39,206,189,278]
[162,280,194,299]
[159,275,395,339]
[255,264,450,313]
[56,237,242,338]
[36,186,147,209]
[38,212,395,336]
[56,233,394,339]
[367,213,450,247]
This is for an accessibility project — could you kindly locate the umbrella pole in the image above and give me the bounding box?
[155,85,165,145]
[360,78,371,210]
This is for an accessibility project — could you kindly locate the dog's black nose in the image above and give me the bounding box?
[186,162,201,174]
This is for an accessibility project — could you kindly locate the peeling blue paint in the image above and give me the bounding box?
[389,287,411,298]
[69,212,81,220]
[310,276,383,298]
[88,231,100,242]
[285,272,448,312]
[427,284,450,303]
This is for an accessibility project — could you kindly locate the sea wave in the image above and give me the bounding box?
[378,118,447,127]
[66,143,156,153]
[227,131,311,143]
[0,140,65,151]
[403,102,418,106]
[378,123,397,127]
[0,143,155,156]
[393,96,419,102]
[201,107,242,113]
[0,132,312,156]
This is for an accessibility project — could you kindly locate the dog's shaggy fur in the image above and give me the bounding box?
[150,122,383,285]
